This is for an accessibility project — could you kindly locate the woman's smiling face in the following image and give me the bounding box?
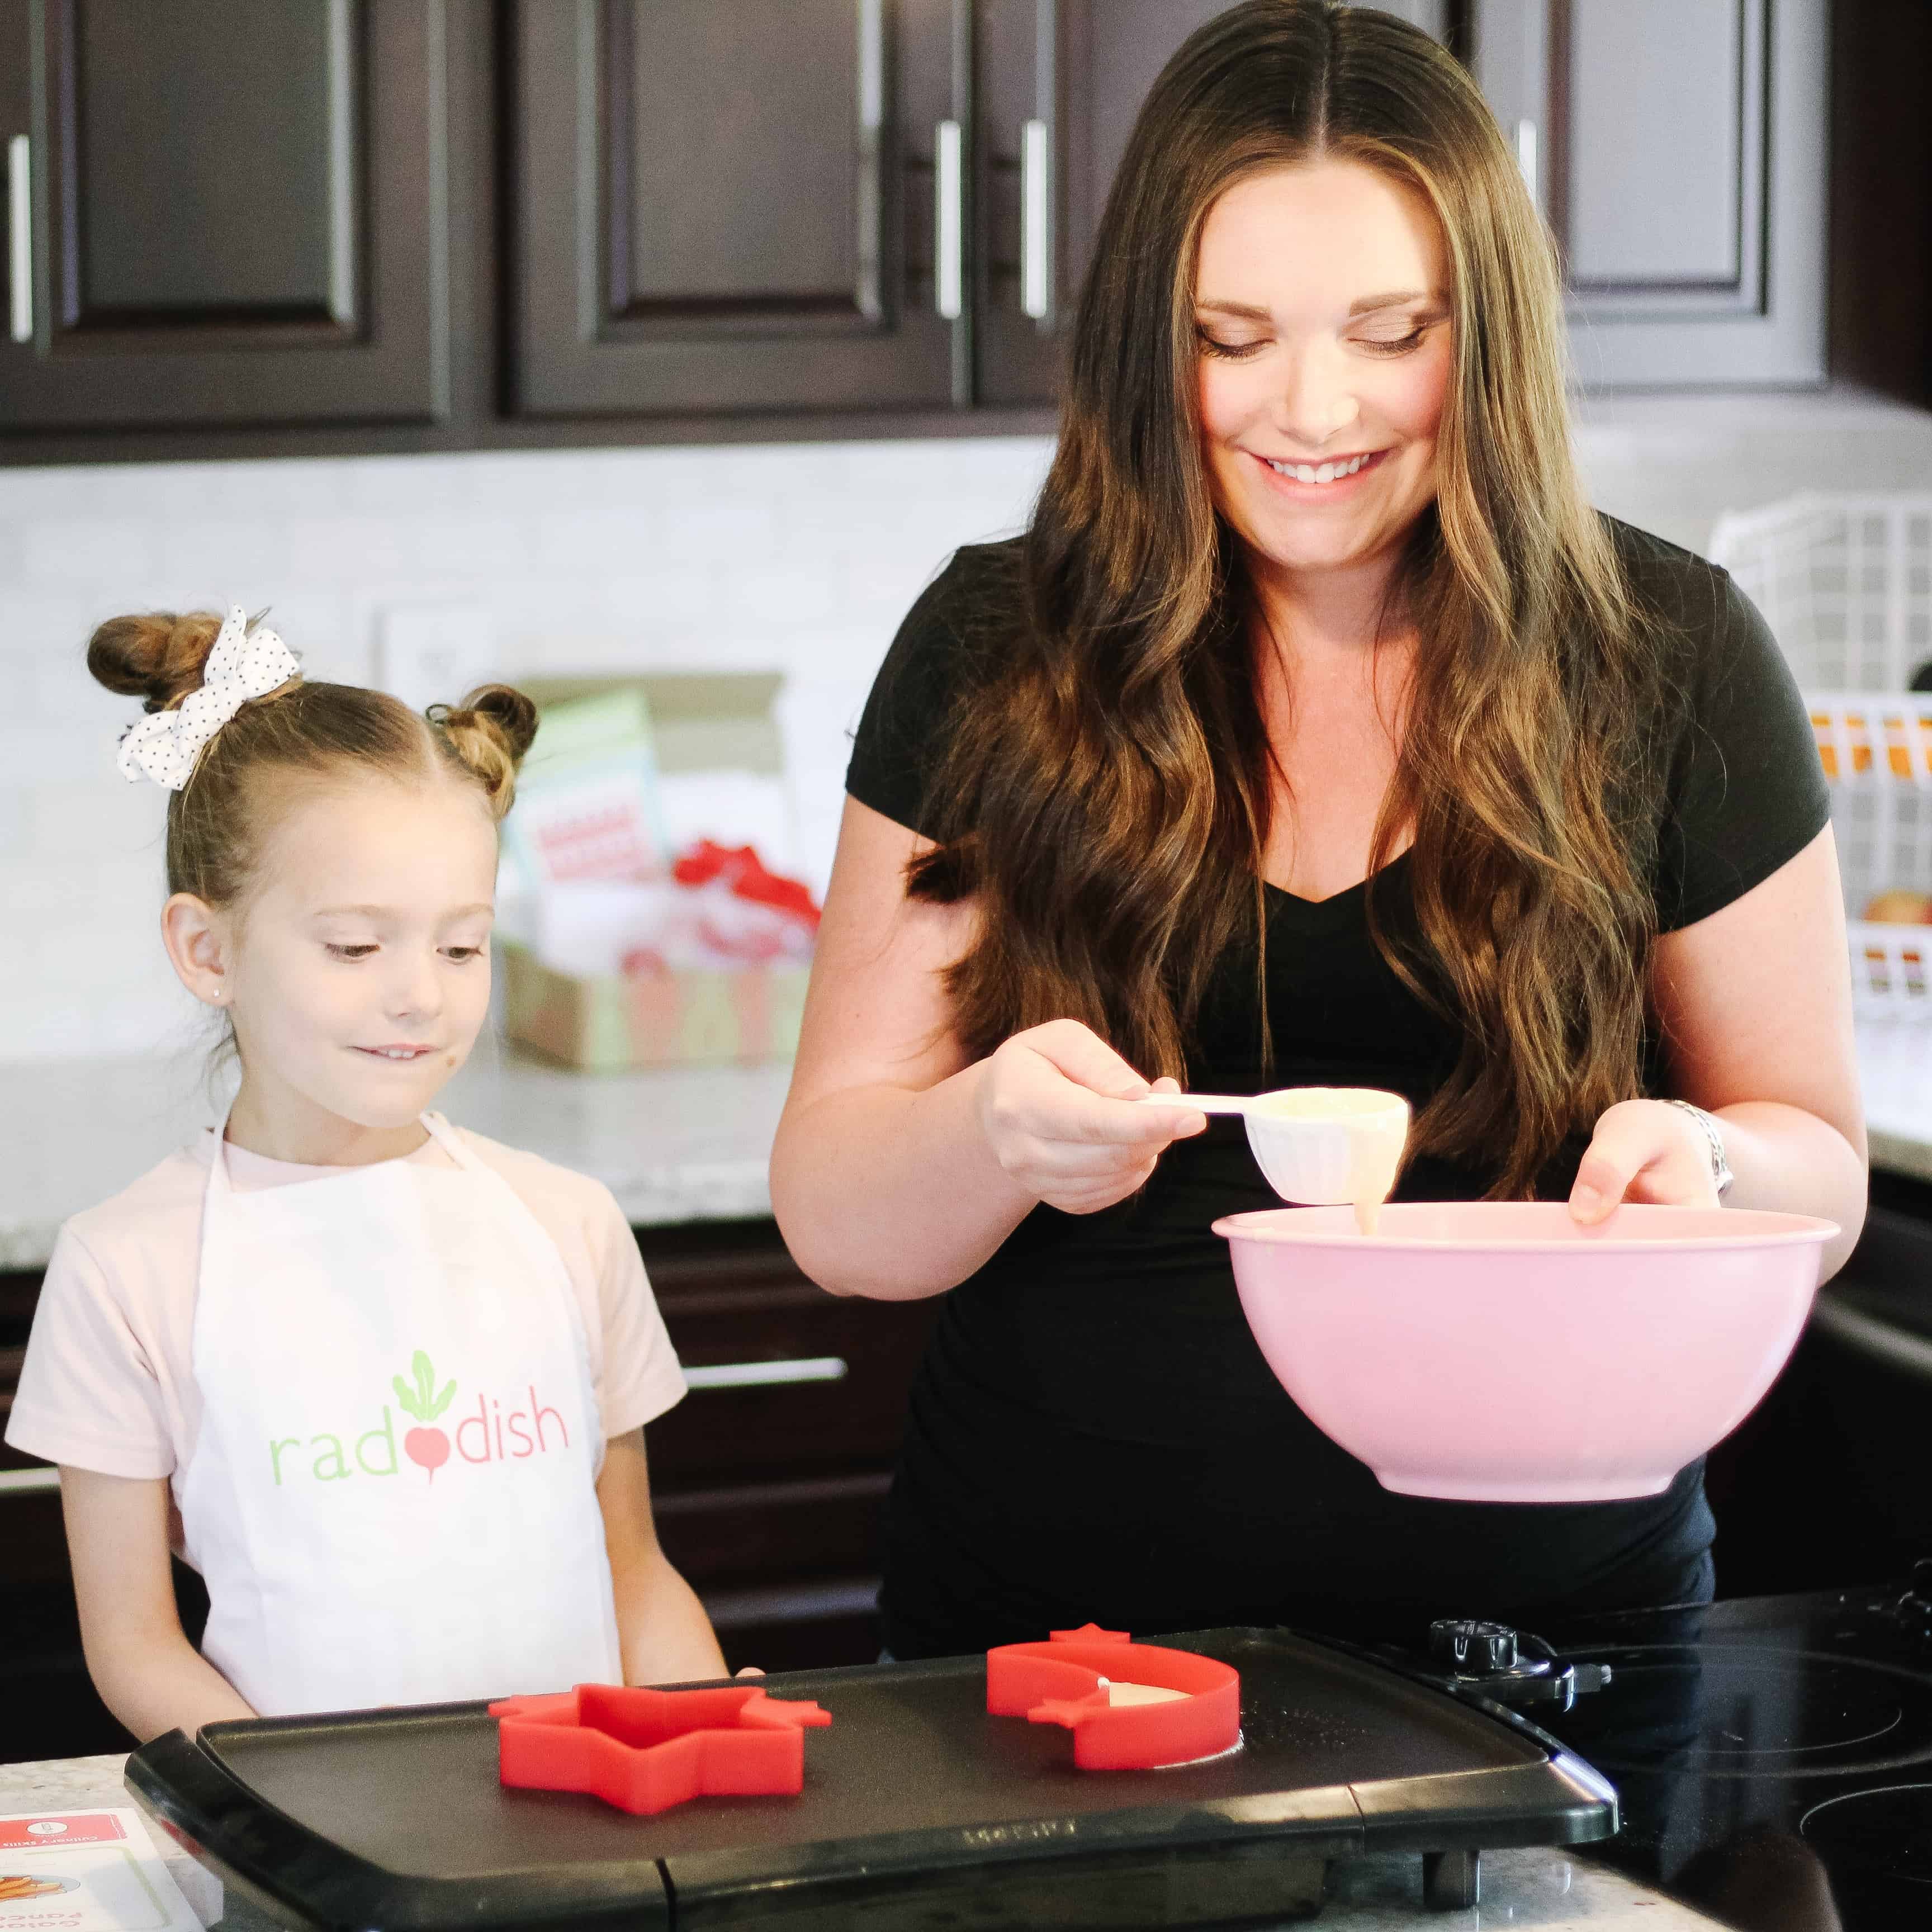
[1194,158,1455,584]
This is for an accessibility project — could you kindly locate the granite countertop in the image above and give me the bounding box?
[4,1017,1929,1273]
[0,1754,1725,1931]
[1853,1015,1932,1185]
[0,1045,795,1270]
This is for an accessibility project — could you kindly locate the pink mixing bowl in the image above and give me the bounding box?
[1213,1200,1839,1502]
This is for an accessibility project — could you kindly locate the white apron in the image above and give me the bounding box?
[180,1111,622,1715]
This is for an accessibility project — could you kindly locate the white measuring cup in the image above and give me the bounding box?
[1140,1086,1410,1215]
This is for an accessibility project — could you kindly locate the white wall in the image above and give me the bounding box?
[3,389,1930,1064]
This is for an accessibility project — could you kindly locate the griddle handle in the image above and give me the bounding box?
[126,1725,671,1931]
[125,1730,324,1913]
[126,1731,398,1932]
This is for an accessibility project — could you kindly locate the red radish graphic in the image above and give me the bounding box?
[393,1351,457,1482]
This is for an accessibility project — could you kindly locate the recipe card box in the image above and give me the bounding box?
[501,943,808,1071]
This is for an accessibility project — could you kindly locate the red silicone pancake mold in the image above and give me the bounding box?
[491,1683,832,1815]
[986,1625,1243,1769]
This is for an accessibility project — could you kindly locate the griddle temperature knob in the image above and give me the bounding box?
[1890,1557,1932,1640]
[1427,1620,1613,1714]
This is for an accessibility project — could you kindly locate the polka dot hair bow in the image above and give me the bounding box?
[116,607,301,790]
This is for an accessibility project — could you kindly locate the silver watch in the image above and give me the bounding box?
[1665,1099,1733,1199]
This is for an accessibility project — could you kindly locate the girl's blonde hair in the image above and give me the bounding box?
[88,609,539,907]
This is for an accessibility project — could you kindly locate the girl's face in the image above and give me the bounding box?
[1194,158,1454,585]
[187,781,499,1139]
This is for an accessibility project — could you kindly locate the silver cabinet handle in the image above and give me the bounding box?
[0,1466,60,1497]
[935,119,964,320]
[1020,117,1051,320]
[684,1356,849,1392]
[7,134,30,344]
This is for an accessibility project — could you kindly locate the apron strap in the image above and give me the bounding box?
[203,1115,238,1197]
[418,1110,479,1171]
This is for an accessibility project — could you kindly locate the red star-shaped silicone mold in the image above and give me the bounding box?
[490,1683,832,1815]
[986,1625,1241,1770]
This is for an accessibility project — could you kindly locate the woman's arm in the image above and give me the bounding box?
[598,1430,728,1684]
[1571,825,1868,1278]
[61,1466,254,1741]
[770,798,1204,1300]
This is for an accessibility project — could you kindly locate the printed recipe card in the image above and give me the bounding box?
[0,1812,202,1932]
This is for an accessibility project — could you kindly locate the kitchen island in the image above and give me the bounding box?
[0,1753,1726,1930]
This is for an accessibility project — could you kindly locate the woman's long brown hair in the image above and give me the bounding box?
[908,0,1680,1198]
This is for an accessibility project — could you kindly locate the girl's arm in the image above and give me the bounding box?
[1571,825,1868,1278]
[61,1466,254,1741]
[770,798,1204,1300]
[597,1430,728,1684]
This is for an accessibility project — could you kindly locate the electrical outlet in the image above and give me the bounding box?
[376,604,498,716]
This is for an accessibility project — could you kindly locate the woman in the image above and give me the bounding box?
[770,0,1865,1659]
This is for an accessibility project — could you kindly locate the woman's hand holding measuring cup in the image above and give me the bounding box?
[973,1020,1207,1215]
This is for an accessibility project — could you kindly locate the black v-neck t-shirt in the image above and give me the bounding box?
[844,518,1831,1659]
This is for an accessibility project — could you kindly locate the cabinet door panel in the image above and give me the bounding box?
[1476,0,1825,386]
[1564,0,1746,291]
[610,0,873,328]
[983,1,1449,406]
[71,0,345,325]
[514,0,962,418]
[0,0,447,428]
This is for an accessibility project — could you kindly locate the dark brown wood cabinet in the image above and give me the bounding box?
[510,0,968,419]
[1474,0,1827,387]
[0,0,449,430]
[1829,0,1932,409]
[638,1218,940,1673]
[0,0,1881,460]
[1,1275,135,1762]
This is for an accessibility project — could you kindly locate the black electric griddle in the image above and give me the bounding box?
[125,1628,1616,1930]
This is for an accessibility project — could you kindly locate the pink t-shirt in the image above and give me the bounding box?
[6,1122,688,1514]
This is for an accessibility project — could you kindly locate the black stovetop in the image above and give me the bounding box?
[1521,1565,1932,1930]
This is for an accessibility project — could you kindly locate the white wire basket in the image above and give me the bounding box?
[1804,695,1932,933]
[1710,496,1932,1018]
[1710,494,1932,693]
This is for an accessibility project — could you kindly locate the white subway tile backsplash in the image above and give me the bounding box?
[0,722,125,790]
[286,515,417,583]
[31,643,108,726]
[152,518,295,594]
[409,515,538,580]
[21,518,162,584]
[0,433,1053,1060]
[12,399,1916,1065]
[25,781,162,861]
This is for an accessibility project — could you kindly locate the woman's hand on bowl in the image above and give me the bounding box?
[1569,1098,1721,1224]
[974,1020,1207,1215]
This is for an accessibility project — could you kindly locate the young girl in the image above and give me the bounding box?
[6,607,729,1739]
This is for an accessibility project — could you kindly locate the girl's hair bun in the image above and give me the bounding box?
[430,683,540,819]
[87,610,226,713]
